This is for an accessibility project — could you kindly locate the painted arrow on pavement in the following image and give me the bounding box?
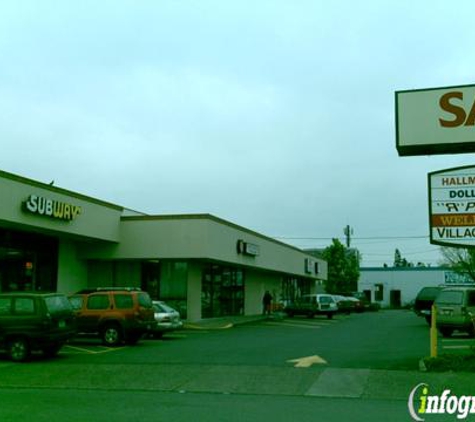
[287,355,328,367]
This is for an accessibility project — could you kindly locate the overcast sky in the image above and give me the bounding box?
[1,1,474,267]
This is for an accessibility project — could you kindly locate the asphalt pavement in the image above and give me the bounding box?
[0,310,474,421]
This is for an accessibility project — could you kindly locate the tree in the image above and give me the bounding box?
[440,247,475,282]
[394,249,403,267]
[393,248,413,267]
[322,238,360,293]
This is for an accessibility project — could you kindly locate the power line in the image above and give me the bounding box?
[274,235,428,240]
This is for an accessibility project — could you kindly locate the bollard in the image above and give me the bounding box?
[430,304,438,358]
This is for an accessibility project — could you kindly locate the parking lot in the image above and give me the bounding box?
[1,310,475,422]
[41,309,433,369]
[1,309,472,367]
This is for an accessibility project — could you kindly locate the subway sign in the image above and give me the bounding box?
[429,166,475,246]
[396,84,475,156]
[23,194,82,221]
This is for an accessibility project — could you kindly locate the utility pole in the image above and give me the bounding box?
[343,225,353,248]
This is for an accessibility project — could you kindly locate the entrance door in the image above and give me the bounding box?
[201,265,244,318]
[390,290,402,308]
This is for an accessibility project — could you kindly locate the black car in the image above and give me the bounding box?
[0,292,76,362]
[414,286,442,325]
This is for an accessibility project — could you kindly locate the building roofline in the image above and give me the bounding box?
[0,169,123,211]
[121,213,322,259]
[361,266,449,272]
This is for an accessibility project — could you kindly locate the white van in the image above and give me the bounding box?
[435,286,475,337]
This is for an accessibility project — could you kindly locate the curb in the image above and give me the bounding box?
[184,322,234,330]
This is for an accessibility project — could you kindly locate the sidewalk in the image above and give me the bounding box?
[308,367,475,400]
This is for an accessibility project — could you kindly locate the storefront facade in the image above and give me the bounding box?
[0,169,327,321]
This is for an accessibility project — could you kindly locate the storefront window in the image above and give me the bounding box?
[141,261,160,299]
[281,276,311,305]
[157,261,188,319]
[201,265,244,318]
[0,229,58,292]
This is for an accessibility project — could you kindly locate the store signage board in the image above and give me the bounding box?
[22,194,82,221]
[236,239,259,257]
[429,166,475,247]
[396,84,475,156]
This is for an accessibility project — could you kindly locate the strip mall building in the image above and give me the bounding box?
[0,170,327,321]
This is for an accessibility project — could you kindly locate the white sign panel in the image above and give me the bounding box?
[429,165,475,246]
[396,84,475,156]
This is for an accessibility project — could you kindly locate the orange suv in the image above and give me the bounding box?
[69,288,155,346]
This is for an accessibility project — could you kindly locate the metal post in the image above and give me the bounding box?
[430,304,438,358]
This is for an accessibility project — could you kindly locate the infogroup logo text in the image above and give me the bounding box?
[408,383,475,421]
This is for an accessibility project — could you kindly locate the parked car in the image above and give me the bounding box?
[0,292,76,362]
[414,286,442,325]
[284,294,338,319]
[346,296,365,313]
[351,292,380,311]
[435,286,475,337]
[69,287,155,346]
[332,295,354,314]
[150,301,183,338]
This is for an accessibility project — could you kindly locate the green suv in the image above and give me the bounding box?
[69,288,155,346]
[435,286,475,337]
[0,292,76,362]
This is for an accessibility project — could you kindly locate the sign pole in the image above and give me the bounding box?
[430,304,438,358]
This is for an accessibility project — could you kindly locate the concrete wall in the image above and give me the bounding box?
[245,269,282,315]
[81,215,327,282]
[57,239,88,294]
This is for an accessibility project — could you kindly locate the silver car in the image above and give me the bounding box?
[151,301,183,338]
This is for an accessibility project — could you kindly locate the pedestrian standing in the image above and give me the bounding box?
[262,290,272,316]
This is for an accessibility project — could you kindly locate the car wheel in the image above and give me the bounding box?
[327,313,333,320]
[8,338,30,362]
[101,323,123,346]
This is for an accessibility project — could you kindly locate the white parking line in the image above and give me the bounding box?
[63,344,124,355]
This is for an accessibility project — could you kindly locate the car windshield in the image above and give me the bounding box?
[318,296,333,304]
[436,291,463,305]
[45,295,73,313]
[417,287,440,300]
